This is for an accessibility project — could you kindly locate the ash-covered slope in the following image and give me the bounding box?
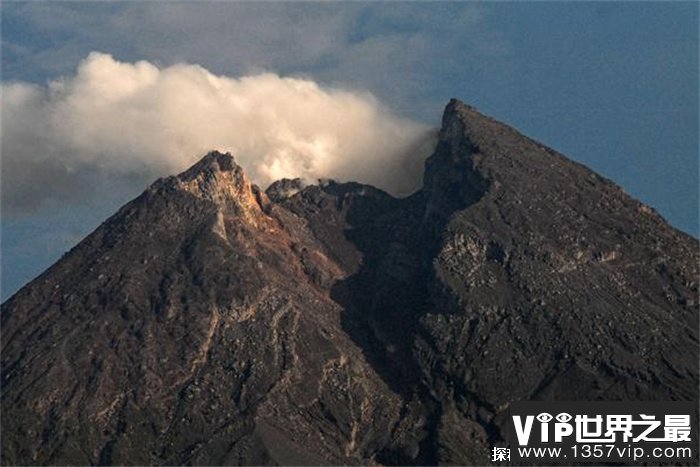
[2,100,698,466]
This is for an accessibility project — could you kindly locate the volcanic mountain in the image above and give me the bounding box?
[2,99,698,465]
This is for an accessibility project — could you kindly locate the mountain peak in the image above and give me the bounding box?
[167,150,271,223]
[421,99,489,218]
[179,150,237,180]
[444,97,477,114]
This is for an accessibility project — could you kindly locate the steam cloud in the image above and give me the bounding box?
[1,52,435,213]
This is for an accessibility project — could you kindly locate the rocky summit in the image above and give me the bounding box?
[1,99,698,465]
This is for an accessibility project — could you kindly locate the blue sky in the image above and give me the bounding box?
[2,2,698,300]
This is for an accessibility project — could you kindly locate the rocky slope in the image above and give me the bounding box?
[2,99,698,465]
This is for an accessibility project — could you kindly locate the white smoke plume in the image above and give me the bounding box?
[1,52,435,213]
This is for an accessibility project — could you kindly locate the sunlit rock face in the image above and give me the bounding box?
[2,100,697,466]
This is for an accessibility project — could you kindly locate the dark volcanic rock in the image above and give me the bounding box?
[2,100,698,466]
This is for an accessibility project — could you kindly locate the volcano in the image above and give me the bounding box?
[2,99,697,465]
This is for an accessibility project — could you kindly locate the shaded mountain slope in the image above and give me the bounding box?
[2,99,697,465]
